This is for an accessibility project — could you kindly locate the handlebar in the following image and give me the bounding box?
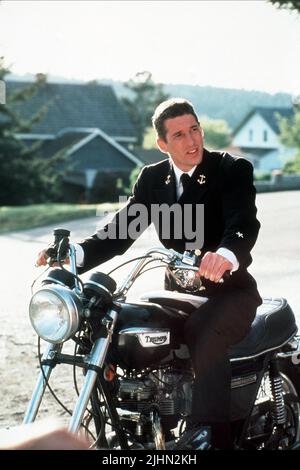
[111,247,230,297]
[48,231,229,298]
[113,247,201,298]
[44,229,82,295]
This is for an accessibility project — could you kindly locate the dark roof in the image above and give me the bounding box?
[39,131,85,157]
[6,80,137,138]
[39,128,143,169]
[233,107,294,136]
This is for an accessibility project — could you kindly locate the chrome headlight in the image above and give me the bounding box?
[29,285,82,343]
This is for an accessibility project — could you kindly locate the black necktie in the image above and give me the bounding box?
[180,173,191,192]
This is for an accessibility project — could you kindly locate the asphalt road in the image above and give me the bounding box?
[0,190,299,429]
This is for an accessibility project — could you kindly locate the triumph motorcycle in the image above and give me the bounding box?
[24,228,300,450]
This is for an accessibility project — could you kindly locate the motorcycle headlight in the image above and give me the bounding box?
[29,285,82,343]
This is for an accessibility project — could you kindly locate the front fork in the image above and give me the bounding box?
[23,308,119,434]
[23,342,61,424]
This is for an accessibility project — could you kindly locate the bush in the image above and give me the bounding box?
[254,172,271,182]
[91,171,131,202]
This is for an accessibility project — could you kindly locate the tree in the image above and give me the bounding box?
[122,71,169,146]
[0,61,66,205]
[278,110,300,172]
[269,1,300,14]
[200,117,232,150]
[268,1,300,171]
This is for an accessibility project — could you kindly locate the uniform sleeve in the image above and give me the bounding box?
[78,166,150,273]
[218,158,260,269]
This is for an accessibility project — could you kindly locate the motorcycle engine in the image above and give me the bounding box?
[117,367,193,425]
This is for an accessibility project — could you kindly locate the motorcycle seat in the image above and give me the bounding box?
[139,292,297,360]
[229,297,297,360]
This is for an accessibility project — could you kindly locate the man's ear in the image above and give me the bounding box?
[157,137,168,154]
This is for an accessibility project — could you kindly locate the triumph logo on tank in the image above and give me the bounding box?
[138,331,170,348]
[146,335,167,345]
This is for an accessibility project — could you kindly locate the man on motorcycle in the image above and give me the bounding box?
[36,98,262,449]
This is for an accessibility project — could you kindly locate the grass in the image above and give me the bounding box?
[0,202,121,234]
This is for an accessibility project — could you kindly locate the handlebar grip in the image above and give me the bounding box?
[53,228,70,243]
[45,231,70,265]
[45,245,56,258]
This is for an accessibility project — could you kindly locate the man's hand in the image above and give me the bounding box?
[35,248,49,267]
[35,248,70,267]
[198,251,233,283]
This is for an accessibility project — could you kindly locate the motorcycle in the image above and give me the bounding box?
[24,228,300,450]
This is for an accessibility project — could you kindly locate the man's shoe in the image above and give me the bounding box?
[175,424,212,450]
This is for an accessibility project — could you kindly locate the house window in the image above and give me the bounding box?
[249,129,253,142]
[263,130,268,142]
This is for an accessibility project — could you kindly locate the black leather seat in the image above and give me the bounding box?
[229,297,297,360]
[139,292,297,360]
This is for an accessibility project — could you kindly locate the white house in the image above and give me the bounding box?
[231,107,297,172]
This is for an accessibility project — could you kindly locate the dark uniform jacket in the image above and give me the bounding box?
[79,149,261,299]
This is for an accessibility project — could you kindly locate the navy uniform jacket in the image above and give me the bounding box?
[79,149,261,298]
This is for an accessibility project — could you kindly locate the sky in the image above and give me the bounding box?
[0,0,300,95]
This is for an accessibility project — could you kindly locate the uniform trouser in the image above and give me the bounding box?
[182,287,261,443]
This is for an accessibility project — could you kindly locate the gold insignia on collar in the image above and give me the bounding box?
[197,174,206,185]
[165,174,171,185]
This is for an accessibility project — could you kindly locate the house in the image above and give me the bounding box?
[133,148,165,165]
[40,127,143,202]
[6,77,143,201]
[231,107,297,172]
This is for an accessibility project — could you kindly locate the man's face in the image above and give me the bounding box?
[157,114,204,171]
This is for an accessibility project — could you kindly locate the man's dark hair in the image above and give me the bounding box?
[152,98,199,142]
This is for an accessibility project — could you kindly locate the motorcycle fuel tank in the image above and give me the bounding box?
[113,302,184,370]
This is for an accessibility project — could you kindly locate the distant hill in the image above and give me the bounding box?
[6,73,292,130]
[108,80,292,130]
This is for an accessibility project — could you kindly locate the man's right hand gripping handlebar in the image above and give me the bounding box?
[35,228,71,267]
[35,248,50,267]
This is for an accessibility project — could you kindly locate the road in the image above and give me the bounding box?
[0,190,300,429]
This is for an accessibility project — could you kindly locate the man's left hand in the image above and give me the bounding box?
[198,252,233,283]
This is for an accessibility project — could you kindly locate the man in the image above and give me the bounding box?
[37,98,262,449]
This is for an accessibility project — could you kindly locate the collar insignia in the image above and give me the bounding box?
[197,174,206,185]
[165,174,171,185]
